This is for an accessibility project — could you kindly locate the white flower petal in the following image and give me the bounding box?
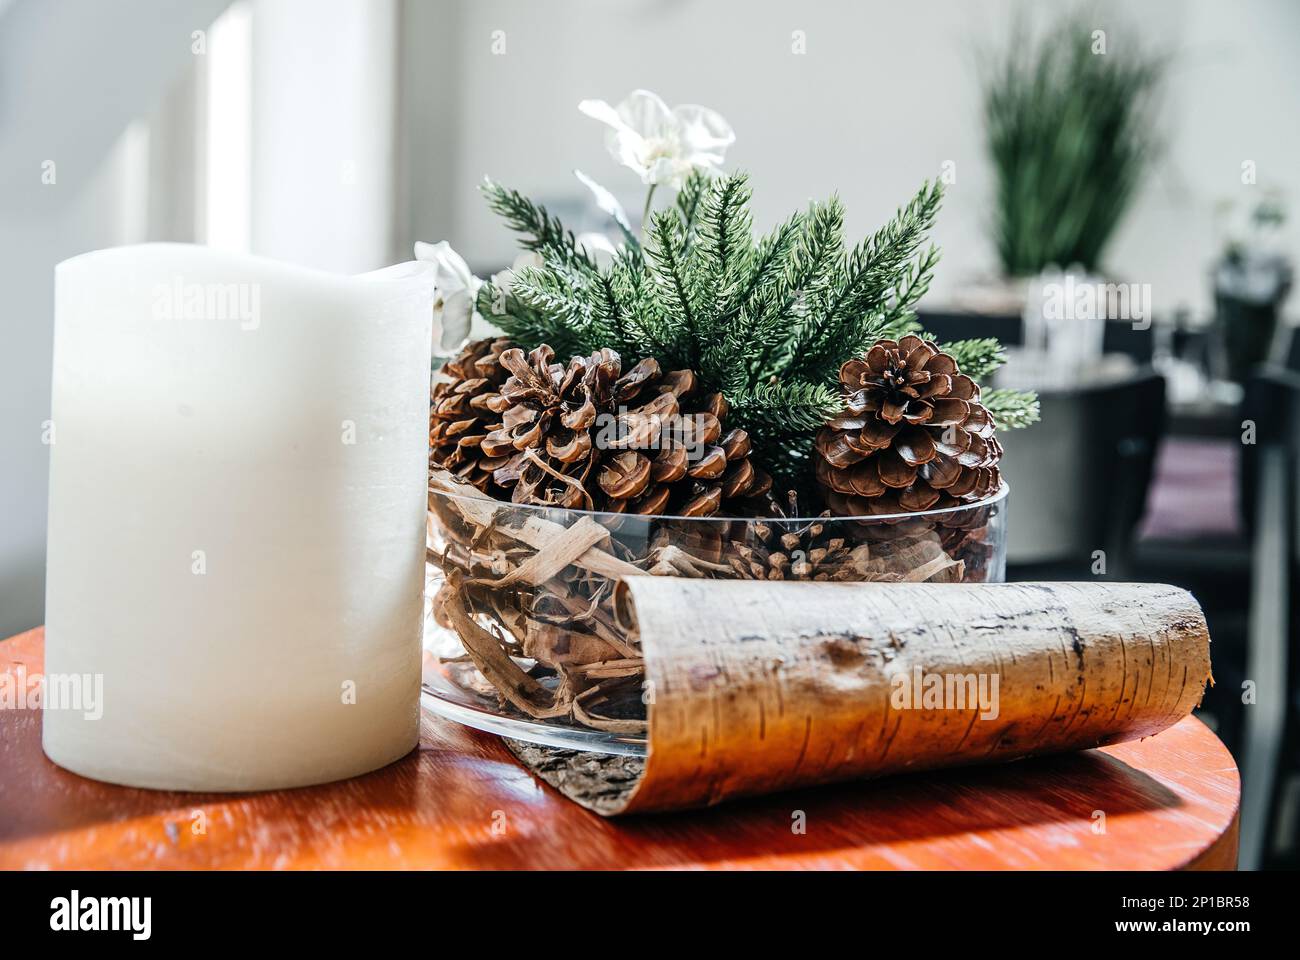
[645,155,691,189]
[468,312,503,342]
[604,129,653,179]
[613,89,676,139]
[673,104,736,148]
[574,169,632,230]
[580,100,651,177]
[414,240,477,296]
[414,239,467,273]
[673,103,735,166]
[436,288,476,353]
[577,98,630,133]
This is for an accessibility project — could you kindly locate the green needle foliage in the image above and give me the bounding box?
[937,337,1007,381]
[983,13,1165,276]
[981,389,1042,430]
[478,172,1037,491]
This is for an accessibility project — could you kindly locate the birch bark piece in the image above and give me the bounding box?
[508,580,1212,815]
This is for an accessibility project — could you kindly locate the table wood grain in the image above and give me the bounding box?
[0,628,1240,870]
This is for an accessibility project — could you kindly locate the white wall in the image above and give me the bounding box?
[251,0,399,272]
[0,0,229,636]
[0,144,134,637]
[400,0,1300,321]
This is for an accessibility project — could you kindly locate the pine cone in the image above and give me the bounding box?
[720,491,840,580]
[480,345,771,517]
[734,522,848,581]
[814,335,1002,515]
[429,337,515,494]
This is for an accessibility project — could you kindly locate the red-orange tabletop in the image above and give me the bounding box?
[0,628,1239,870]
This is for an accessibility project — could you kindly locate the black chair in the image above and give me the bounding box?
[1101,321,1155,365]
[916,311,1022,346]
[1282,327,1300,373]
[1001,371,1165,580]
[1237,368,1300,870]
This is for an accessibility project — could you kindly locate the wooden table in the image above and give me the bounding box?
[0,628,1240,870]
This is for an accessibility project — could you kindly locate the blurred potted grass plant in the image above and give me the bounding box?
[965,12,1166,375]
[983,13,1165,279]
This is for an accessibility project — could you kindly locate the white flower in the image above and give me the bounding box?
[415,240,483,355]
[578,89,734,189]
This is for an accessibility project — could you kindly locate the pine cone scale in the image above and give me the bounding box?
[925,454,963,488]
[896,428,937,466]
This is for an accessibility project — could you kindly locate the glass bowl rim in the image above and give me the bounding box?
[429,476,1009,525]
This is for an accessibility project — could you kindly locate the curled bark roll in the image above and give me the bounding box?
[512,579,1212,815]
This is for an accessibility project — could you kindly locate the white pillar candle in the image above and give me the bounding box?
[43,243,435,790]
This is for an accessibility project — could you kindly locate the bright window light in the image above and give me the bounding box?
[119,119,150,245]
[204,0,252,252]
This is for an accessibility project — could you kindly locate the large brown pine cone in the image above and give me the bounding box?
[475,344,771,517]
[814,335,1002,515]
[429,337,515,494]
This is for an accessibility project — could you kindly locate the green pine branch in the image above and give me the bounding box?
[758,197,845,380]
[480,178,595,270]
[692,173,754,343]
[982,388,1041,429]
[939,337,1008,381]
[778,182,943,384]
[643,209,699,366]
[730,378,844,493]
[830,180,944,331]
[882,243,941,336]
[672,169,711,251]
[484,271,589,360]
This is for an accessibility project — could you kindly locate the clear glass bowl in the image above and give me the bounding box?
[423,478,1008,755]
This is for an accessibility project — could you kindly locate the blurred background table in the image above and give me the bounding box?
[920,313,1300,873]
[1,627,1240,870]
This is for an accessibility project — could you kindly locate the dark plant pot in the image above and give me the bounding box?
[1216,294,1280,383]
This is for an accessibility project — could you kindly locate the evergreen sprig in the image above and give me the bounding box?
[981,388,1042,429]
[476,171,1036,491]
[480,178,596,271]
[937,337,1007,382]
